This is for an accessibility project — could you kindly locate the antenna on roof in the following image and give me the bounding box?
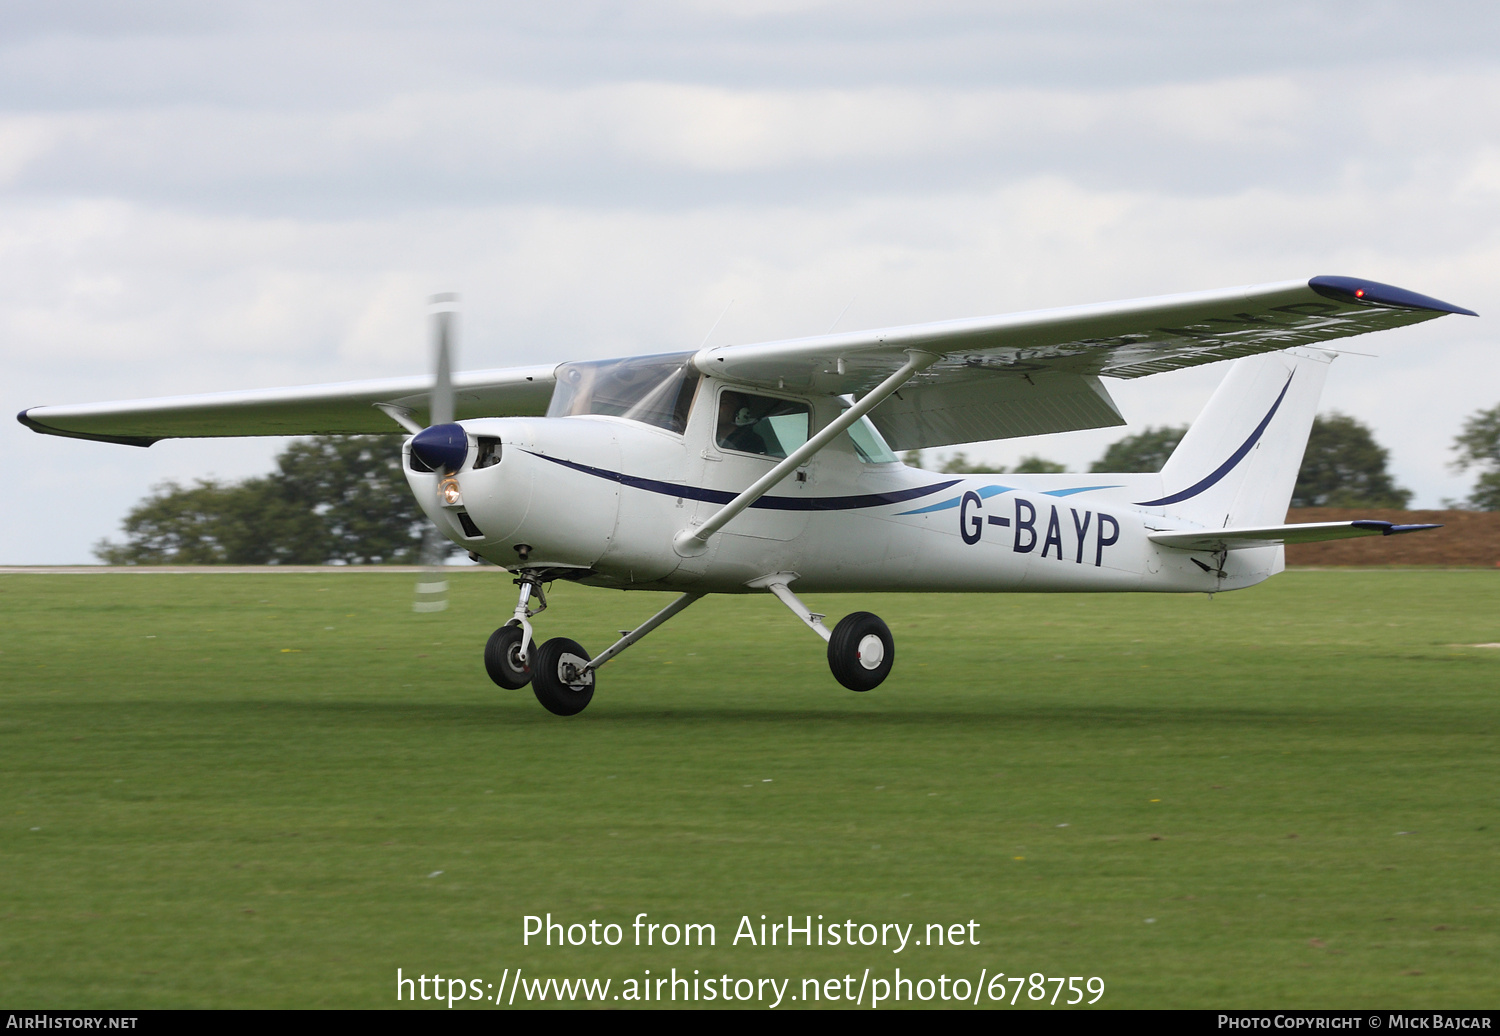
[826,295,856,335]
[699,298,735,349]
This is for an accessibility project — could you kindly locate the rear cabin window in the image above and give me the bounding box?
[716,390,811,459]
[547,353,701,434]
[846,415,899,464]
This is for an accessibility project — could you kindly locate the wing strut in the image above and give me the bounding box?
[672,349,940,557]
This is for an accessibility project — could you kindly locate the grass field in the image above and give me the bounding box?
[1,569,1497,1009]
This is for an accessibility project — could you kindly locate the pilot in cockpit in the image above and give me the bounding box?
[716,390,767,455]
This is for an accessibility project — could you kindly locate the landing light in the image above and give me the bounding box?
[441,477,463,506]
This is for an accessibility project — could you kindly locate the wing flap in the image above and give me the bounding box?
[1149,520,1442,553]
[869,371,1126,451]
[18,365,557,444]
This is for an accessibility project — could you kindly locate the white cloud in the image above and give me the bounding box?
[3,7,1498,561]
[2,68,1497,212]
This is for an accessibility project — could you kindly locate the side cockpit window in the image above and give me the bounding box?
[715,390,811,459]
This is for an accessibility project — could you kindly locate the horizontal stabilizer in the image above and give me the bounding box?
[1149,520,1442,553]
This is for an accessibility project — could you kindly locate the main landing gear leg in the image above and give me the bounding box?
[530,591,703,717]
[752,574,895,692]
[583,592,704,675]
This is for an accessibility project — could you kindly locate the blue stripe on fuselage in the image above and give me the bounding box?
[525,451,961,511]
[1043,485,1123,497]
[896,483,1013,515]
[894,482,1123,516]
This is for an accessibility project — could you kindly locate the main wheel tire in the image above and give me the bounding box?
[531,637,595,716]
[484,624,536,689]
[827,612,894,692]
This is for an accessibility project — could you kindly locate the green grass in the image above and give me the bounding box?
[1,570,1497,1009]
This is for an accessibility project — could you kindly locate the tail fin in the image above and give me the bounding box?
[1144,350,1333,528]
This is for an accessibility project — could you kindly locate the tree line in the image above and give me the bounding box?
[97,406,1500,564]
[915,405,1500,510]
[95,436,445,565]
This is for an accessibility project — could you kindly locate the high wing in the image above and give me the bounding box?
[695,275,1476,451]
[19,366,556,446]
[1148,520,1442,553]
[18,275,1472,448]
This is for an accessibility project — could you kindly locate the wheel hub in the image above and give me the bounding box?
[559,653,594,691]
[856,634,884,670]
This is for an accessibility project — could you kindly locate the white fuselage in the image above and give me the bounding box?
[406,380,1278,596]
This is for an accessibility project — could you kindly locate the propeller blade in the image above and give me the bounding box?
[414,292,459,612]
[413,523,450,613]
[409,292,468,472]
[429,292,457,427]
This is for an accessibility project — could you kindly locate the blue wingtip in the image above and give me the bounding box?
[1309,276,1477,317]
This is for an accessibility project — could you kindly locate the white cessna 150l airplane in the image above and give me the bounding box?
[21,276,1475,715]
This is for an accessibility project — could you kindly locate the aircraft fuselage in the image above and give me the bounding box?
[407,385,1273,596]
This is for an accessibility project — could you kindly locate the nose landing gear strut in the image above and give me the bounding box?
[482,574,546,690]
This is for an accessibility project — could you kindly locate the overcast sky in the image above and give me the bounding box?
[5,1,1497,563]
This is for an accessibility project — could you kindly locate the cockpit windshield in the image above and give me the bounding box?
[546,352,702,434]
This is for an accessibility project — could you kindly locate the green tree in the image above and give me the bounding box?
[932,451,1066,474]
[1090,426,1187,473]
[940,451,1007,474]
[1451,403,1500,510]
[1291,413,1412,509]
[93,478,305,565]
[95,435,440,565]
[1010,454,1066,474]
[273,437,433,563]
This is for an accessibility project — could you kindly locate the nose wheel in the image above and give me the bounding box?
[484,623,536,689]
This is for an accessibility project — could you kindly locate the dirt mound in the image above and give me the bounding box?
[1283,508,1500,567]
